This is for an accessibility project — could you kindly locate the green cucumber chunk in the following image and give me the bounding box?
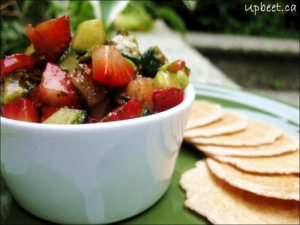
[71,19,106,52]
[43,108,87,124]
[24,44,35,55]
[154,63,189,90]
[59,49,78,72]
[2,75,28,104]
[152,71,180,89]
[173,70,189,90]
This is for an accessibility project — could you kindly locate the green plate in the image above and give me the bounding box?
[2,84,299,224]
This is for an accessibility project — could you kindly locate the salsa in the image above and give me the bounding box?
[0,16,190,124]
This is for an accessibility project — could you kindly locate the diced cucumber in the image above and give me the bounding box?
[152,71,180,89]
[154,62,189,90]
[71,19,106,52]
[59,49,78,72]
[42,108,87,124]
[2,75,28,104]
[173,70,189,90]
[24,44,35,55]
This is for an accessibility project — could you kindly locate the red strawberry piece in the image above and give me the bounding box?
[153,87,184,112]
[1,54,36,80]
[39,63,81,107]
[2,97,40,123]
[92,45,136,88]
[26,15,71,62]
[167,60,186,73]
[101,99,142,122]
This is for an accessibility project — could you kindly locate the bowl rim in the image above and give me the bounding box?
[0,85,195,131]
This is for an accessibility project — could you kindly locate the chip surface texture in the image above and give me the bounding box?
[186,101,223,129]
[188,120,282,146]
[206,158,300,201]
[180,161,300,224]
[212,150,299,174]
[184,112,247,138]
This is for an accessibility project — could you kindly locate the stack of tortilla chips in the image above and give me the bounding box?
[180,100,299,224]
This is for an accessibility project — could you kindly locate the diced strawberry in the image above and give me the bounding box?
[2,97,40,123]
[26,16,71,62]
[29,86,44,108]
[92,45,136,88]
[39,63,81,107]
[153,87,184,112]
[1,54,36,80]
[101,99,142,122]
[41,106,60,121]
[167,60,186,73]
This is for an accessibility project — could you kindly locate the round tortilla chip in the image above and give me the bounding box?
[195,134,298,157]
[186,100,223,129]
[184,112,247,138]
[212,150,300,174]
[180,161,300,224]
[187,120,282,146]
[206,158,300,201]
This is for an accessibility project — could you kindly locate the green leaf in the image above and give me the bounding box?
[113,2,153,31]
[50,0,70,16]
[21,0,33,14]
[67,1,94,31]
[182,0,197,12]
[89,0,130,28]
[156,7,186,34]
[89,0,102,18]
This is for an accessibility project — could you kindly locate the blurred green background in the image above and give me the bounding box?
[1,0,298,58]
[156,0,298,38]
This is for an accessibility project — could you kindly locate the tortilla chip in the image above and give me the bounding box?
[212,150,300,174]
[184,112,247,138]
[206,158,300,201]
[180,161,300,224]
[195,134,298,157]
[186,100,223,129]
[187,120,282,146]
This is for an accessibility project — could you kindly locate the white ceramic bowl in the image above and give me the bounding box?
[0,85,195,224]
